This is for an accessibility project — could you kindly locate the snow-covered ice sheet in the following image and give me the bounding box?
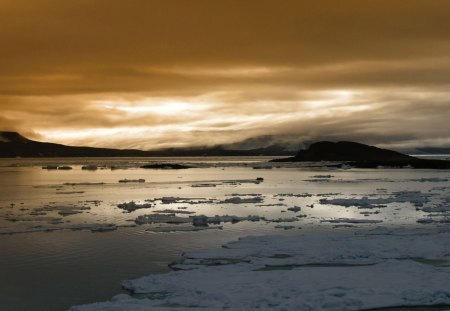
[70,226,450,311]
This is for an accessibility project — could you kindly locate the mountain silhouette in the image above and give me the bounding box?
[0,132,295,158]
[272,141,450,169]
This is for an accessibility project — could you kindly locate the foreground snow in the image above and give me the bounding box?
[71,226,450,311]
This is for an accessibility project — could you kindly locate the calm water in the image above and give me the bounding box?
[0,157,449,310]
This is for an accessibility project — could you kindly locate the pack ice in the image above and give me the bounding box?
[70,226,450,311]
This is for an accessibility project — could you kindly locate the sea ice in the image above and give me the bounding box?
[71,227,450,311]
[117,201,153,212]
[135,214,191,225]
[146,225,223,233]
[191,183,217,187]
[153,209,195,215]
[118,179,145,183]
[321,218,383,224]
[221,196,264,204]
[82,165,98,170]
[320,191,430,208]
[287,206,301,212]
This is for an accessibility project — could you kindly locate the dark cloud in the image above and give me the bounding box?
[0,0,449,150]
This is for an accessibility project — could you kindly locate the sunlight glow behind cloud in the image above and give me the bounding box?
[1,1,449,151]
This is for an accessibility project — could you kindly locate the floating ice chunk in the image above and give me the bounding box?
[140,214,265,227]
[89,224,117,232]
[158,197,217,205]
[320,196,382,208]
[320,191,430,208]
[411,178,449,182]
[205,215,263,224]
[6,215,63,222]
[55,191,85,194]
[321,218,383,224]
[160,197,179,204]
[34,205,90,213]
[68,223,118,232]
[421,205,450,213]
[268,217,299,223]
[287,206,301,212]
[42,165,58,170]
[191,183,217,188]
[153,209,195,215]
[192,215,208,227]
[64,182,105,186]
[57,166,72,170]
[252,165,272,169]
[274,225,296,230]
[81,165,98,170]
[140,163,192,169]
[311,175,334,178]
[222,196,264,204]
[135,214,191,225]
[118,179,145,183]
[0,226,62,235]
[58,209,82,216]
[275,193,312,198]
[417,218,450,224]
[117,201,152,212]
[1,222,118,235]
[146,225,223,233]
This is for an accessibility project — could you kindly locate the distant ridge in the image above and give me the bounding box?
[293,141,412,162]
[0,132,295,158]
[0,132,151,158]
[0,131,31,143]
[272,141,450,169]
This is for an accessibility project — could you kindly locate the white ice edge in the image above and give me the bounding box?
[70,226,450,311]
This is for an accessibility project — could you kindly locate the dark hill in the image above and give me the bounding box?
[0,132,152,157]
[0,132,295,158]
[293,141,413,162]
[0,131,31,143]
[272,141,450,169]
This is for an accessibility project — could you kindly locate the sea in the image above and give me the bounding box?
[0,156,449,311]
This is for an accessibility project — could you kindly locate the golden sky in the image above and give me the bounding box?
[1,0,450,151]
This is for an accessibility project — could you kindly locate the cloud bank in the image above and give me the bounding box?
[1,0,449,151]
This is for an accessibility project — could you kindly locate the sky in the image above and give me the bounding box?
[1,0,450,151]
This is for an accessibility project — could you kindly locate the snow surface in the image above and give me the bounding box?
[71,226,450,311]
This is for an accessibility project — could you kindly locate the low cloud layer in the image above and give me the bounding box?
[1,1,449,151]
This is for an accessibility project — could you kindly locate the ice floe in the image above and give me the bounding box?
[118,179,145,183]
[71,227,450,311]
[320,191,430,208]
[152,209,195,215]
[140,163,192,169]
[417,217,450,224]
[287,206,301,212]
[321,218,383,224]
[135,214,264,226]
[0,222,118,235]
[191,183,217,188]
[411,177,449,182]
[135,214,191,225]
[146,225,223,233]
[117,201,153,212]
[221,196,264,204]
[81,165,98,170]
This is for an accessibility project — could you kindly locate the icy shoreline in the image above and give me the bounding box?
[70,226,450,311]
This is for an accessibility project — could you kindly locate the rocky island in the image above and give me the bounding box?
[273,141,450,169]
